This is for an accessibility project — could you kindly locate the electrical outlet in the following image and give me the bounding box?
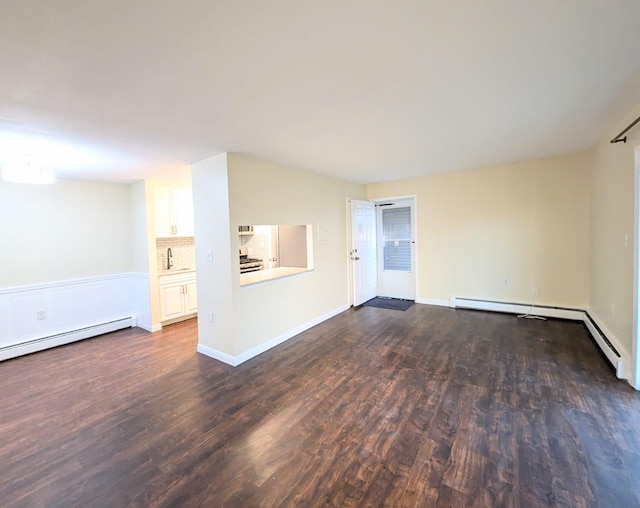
[206,251,213,262]
[533,288,540,297]
[36,310,46,320]
[503,279,509,286]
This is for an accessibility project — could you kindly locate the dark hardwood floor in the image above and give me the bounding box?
[2,305,640,507]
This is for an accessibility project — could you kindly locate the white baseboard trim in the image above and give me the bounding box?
[415,298,451,307]
[234,304,350,365]
[449,296,630,380]
[0,317,135,362]
[197,304,350,367]
[137,322,162,333]
[196,343,236,366]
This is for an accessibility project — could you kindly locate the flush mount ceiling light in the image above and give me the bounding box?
[1,162,55,184]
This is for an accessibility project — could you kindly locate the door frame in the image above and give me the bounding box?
[346,198,354,306]
[633,145,640,389]
[371,194,418,301]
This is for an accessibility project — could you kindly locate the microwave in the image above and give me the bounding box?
[238,225,253,233]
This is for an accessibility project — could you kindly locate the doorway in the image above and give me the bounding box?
[375,197,416,300]
[348,196,417,306]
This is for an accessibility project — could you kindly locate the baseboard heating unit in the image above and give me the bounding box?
[449,296,627,379]
[0,317,136,362]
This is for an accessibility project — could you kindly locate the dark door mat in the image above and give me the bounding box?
[362,297,414,311]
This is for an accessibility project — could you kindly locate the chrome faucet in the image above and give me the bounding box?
[167,248,173,270]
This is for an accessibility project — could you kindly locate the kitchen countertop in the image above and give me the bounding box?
[159,268,196,276]
[240,266,311,286]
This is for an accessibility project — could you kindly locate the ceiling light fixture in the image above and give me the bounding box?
[1,162,55,184]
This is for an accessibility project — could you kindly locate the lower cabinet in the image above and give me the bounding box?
[159,273,197,323]
[183,281,198,314]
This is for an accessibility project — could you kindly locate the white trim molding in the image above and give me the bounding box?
[415,298,451,307]
[196,343,236,366]
[449,296,631,381]
[0,317,135,361]
[632,144,640,389]
[0,272,134,296]
[138,323,162,333]
[0,272,154,361]
[197,304,350,367]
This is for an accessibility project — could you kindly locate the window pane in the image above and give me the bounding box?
[382,207,411,271]
[384,240,412,271]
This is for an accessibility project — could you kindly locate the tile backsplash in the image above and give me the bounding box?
[240,232,270,261]
[157,237,195,271]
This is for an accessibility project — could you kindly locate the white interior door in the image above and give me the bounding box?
[376,198,416,300]
[351,200,377,306]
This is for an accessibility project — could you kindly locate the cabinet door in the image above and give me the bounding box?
[173,188,194,236]
[184,281,198,314]
[154,187,174,236]
[160,284,185,321]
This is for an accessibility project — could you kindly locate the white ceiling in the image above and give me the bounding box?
[1,0,640,184]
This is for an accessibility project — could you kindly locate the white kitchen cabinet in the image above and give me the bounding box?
[159,273,197,323]
[159,284,185,321]
[184,281,198,314]
[155,187,194,237]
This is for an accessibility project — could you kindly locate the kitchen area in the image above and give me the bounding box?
[238,224,314,286]
[155,185,198,324]
[152,185,314,325]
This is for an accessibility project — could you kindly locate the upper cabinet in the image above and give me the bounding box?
[155,187,194,237]
[172,188,194,236]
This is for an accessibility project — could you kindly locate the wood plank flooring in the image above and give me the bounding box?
[1,305,640,507]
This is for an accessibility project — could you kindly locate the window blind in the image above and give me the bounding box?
[382,207,411,271]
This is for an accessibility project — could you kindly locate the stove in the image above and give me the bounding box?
[239,247,264,273]
[240,257,264,273]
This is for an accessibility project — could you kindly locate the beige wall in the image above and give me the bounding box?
[129,181,151,273]
[227,153,366,355]
[0,178,133,287]
[192,153,366,358]
[129,180,162,328]
[368,153,591,309]
[589,101,640,359]
[192,153,237,357]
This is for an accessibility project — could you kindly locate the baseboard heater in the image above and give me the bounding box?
[449,297,626,379]
[0,317,135,362]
